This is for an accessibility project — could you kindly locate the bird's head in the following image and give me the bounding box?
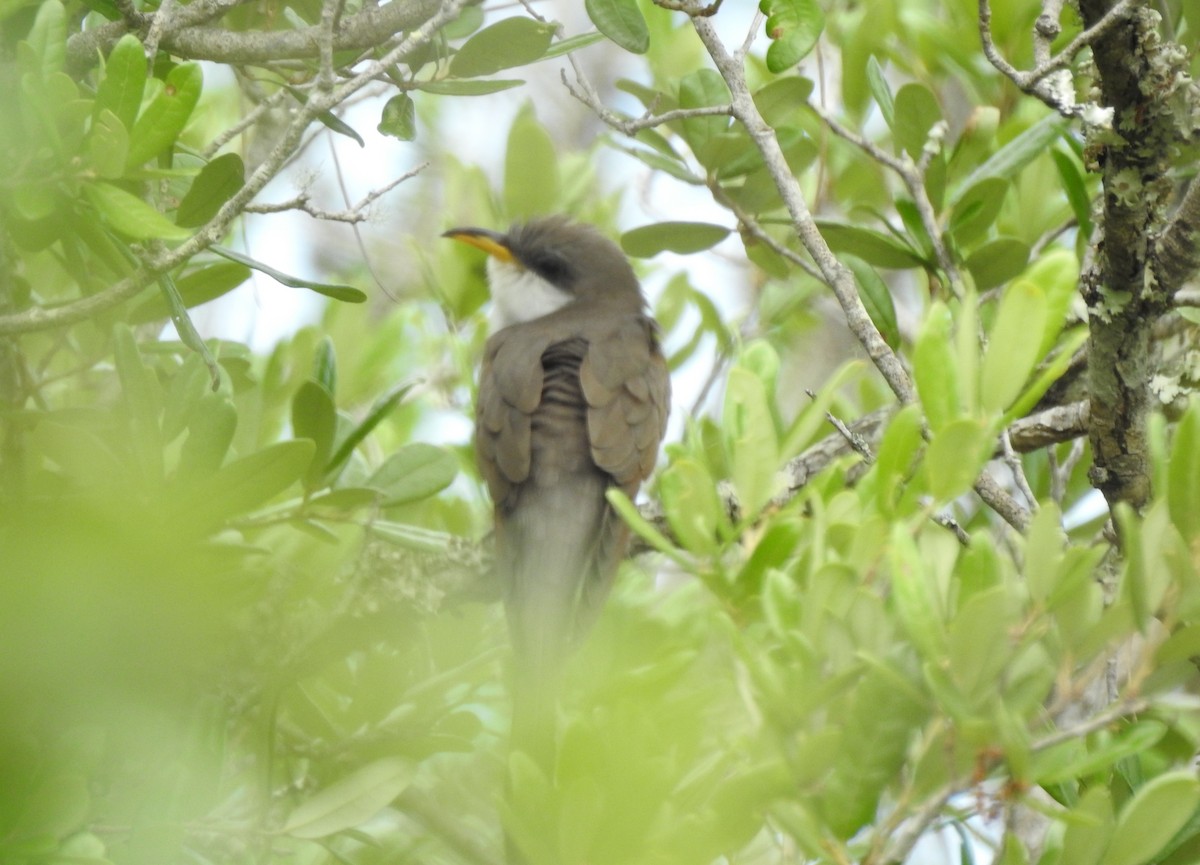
[443,216,642,331]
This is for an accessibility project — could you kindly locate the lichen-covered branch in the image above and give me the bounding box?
[1075,0,1195,510]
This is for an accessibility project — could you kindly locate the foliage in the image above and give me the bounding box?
[2,1,1200,865]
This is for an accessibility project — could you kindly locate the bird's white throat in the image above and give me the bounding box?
[487,257,572,331]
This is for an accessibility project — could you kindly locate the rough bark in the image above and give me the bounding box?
[1076,1,1194,511]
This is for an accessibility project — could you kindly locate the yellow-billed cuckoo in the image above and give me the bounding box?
[444,216,670,768]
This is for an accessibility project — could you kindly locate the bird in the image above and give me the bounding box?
[443,216,671,772]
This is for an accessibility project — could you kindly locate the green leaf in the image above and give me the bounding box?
[760,0,825,73]
[326,381,415,476]
[964,237,1030,290]
[1101,770,1200,865]
[724,364,780,517]
[606,487,687,564]
[867,56,894,127]
[844,255,899,348]
[448,16,556,78]
[753,76,815,126]
[281,758,413,839]
[377,93,416,141]
[212,247,367,303]
[913,302,959,431]
[621,222,730,257]
[176,440,315,529]
[889,524,949,663]
[678,69,731,167]
[1061,786,1114,865]
[87,108,129,179]
[1168,403,1200,541]
[542,31,607,60]
[1023,249,1080,358]
[84,182,190,241]
[94,33,146,131]
[17,772,89,840]
[129,261,251,323]
[949,177,1009,248]
[1052,147,1093,235]
[505,106,559,219]
[313,337,336,396]
[26,0,66,78]
[178,393,238,479]
[1035,722,1167,786]
[177,153,244,227]
[126,62,202,168]
[369,520,455,553]
[893,83,942,160]
[924,418,992,500]
[585,0,649,54]
[292,380,337,489]
[414,79,524,96]
[659,457,725,555]
[368,443,457,506]
[952,113,1067,202]
[155,273,221,389]
[980,279,1047,414]
[113,323,163,483]
[814,220,925,268]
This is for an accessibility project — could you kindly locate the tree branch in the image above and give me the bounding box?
[0,2,467,337]
[66,0,444,70]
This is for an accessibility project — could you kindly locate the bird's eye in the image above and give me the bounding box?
[527,250,574,288]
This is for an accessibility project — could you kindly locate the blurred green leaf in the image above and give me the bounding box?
[129,261,251,323]
[724,364,780,518]
[964,237,1030,290]
[94,33,146,131]
[325,381,415,476]
[414,78,524,95]
[1061,786,1114,865]
[125,62,202,168]
[281,758,412,839]
[760,0,825,73]
[585,0,649,54]
[378,93,416,141]
[1101,770,1200,865]
[26,0,66,78]
[1168,403,1200,542]
[867,56,894,127]
[924,418,991,501]
[659,457,725,555]
[981,279,1047,414]
[678,69,731,167]
[952,113,1067,201]
[176,440,315,528]
[844,255,900,348]
[369,443,457,505]
[621,222,730,257]
[178,393,238,480]
[292,380,337,489]
[543,31,607,60]
[893,83,941,160]
[815,220,925,268]
[913,302,959,431]
[87,108,129,179]
[505,106,559,219]
[84,182,190,241]
[449,16,555,78]
[949,177,1009,248]
[177,153,244,227]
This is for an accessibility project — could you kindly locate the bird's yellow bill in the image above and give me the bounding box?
[442,227,515,264]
